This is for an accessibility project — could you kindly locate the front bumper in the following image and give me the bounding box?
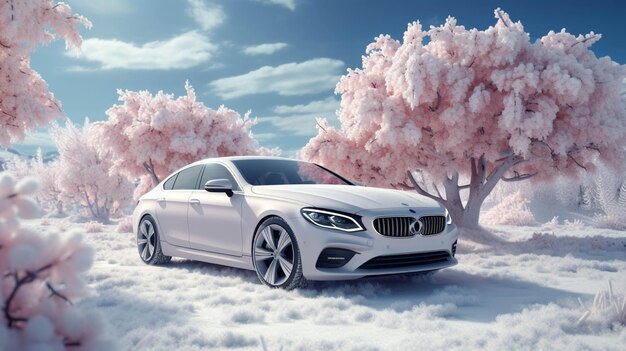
[289,213,459,281]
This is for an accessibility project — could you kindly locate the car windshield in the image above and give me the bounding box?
[232,159,353,186]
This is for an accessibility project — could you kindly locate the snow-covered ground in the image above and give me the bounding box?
[26,219,626,350]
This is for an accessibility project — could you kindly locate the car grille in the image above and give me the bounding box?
[419,216,446,235]
[372,217,413,237]
[359,251,451,269]
[373,216,446,237]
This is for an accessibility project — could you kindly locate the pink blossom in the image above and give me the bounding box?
[302,9,625,229]
[98,81,276,198]
[0,0,91,146]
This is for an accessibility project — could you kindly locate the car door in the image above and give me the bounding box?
[155,165,203,248]
[187,163,243,256]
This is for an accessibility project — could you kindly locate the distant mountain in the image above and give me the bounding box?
[0,148,59,170]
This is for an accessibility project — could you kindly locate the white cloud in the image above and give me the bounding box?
[10,130,57,155]
[257,114,322,137]
[256,97,340,138]
[210,58,344,99]
[273,96,339,114]
[186,0,225,32]
[255,0,296,11]
[243,42,288,56]
[68,31,216,70]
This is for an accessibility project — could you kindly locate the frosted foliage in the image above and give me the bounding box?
[481,191,536,226]
[577,281,626,329]
[591,165,626,230]
[53,121,133,223]
[4,149,65,215]
[99,82,273,198]
[0,0,91,146]
[0,173,108,350]
[301,8,625,229]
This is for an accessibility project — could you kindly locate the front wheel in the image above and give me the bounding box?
[137,215,171,265]
[252,217,307,290]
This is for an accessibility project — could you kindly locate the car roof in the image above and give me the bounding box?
[191,155,299,166]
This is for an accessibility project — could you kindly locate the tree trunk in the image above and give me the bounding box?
[143,159,160,186]
[407,154,529,230]
[56,201,63,216]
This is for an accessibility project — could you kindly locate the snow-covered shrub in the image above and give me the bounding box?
[0,172,109,350]
[481,191,536,226]
[542,216,560,230]
[85,221,104,233]
[3,150,66,216]
[577,281,626,329]
[591,166,626,230]
[53,120,134,223]
[563,219,586,230]
[40,218,51,226]
[115,217,133,233]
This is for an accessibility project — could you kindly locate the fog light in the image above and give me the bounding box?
[316,248,357,268]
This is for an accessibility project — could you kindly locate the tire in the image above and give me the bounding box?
[252,217,307,290]
[137,215,171,265]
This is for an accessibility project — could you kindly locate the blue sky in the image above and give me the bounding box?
[15,0,626,155]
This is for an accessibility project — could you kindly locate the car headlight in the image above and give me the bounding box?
[301,208,364,232]
[445,208,452,225]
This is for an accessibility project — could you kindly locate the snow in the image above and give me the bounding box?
[23,218,626,350]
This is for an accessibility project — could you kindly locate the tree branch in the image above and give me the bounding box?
[567,153,587,170]
[406,171,444,205]
[428,91,441,112]
[502,172,538,182]
[495,9,509,27]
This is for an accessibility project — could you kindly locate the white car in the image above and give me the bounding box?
[133,156,459,289]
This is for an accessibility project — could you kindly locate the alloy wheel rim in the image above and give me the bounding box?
[138,219,156,262]
[253,224,294,286]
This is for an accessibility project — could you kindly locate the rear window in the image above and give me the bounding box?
[172,165,203,190]
[163,174,178,190]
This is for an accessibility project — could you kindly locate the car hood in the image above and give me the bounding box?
[250,184,442,214]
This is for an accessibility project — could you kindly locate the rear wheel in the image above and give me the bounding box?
[252,217,307,290]
[137,215,171,265]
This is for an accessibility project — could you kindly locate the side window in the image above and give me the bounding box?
[199,163,240,191]
[163,173,178,190]
[172,165,203,190]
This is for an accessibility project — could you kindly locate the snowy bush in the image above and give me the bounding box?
[591,166,626,230]
[115,217,133,233]
[0,172,109,350]
[84,221,103,233]
[481,191,536,227]
[53,120,134,223]
[4,150,66,216]
[577,281,626,330]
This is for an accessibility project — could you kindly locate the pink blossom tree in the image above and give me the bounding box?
[3,150,66,216]
[0,173,109,350]
[53,121,133,223]
[98,82,275,198]
[301,9,626,230]
[0,0,90,146]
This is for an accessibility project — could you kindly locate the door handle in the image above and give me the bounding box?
[189,198,200,205]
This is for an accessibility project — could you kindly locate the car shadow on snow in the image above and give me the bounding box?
[302,269,586,323]
[463,233,626,262]
[157,258,586,324]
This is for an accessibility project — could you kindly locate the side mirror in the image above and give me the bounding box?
[204,179,234,197]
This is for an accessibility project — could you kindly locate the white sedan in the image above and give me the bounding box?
[133,156,459,289]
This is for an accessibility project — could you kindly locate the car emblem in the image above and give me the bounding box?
[409,218,423,235]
